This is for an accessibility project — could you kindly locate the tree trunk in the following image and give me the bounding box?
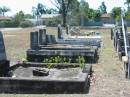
[63,12,66,27]
[62,0,66,27]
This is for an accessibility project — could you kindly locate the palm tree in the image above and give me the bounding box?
[32,3,46,18]
[0,6,10,16]
[32,3,46,25]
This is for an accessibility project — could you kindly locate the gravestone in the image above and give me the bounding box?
[50,35,56,43]
[0,31,9,76]
[58,24,63,39]
[46,35,52,44]
[30,31,39,49]
[39,29,46,45]
[0,31,6,60]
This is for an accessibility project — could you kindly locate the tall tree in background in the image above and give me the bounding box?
[50,0,75,27]
[0,6,10,16]
[79,0,101,25]
[88,9,101,21]
[79,0,89,26]
[111,7,121,24]
[125,0,130,11]
[32,3,46,18]
[14,11,25,25]
[68,0,80,25]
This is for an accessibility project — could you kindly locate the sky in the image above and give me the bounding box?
[0,0,126,16]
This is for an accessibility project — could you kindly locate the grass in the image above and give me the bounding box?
[1,27,130,97]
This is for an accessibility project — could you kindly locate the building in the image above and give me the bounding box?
[0,16,11,21]
[101,13,115,24]
[41,14,61,25]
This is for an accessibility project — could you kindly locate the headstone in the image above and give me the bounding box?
[0,31,6,60]
[66,25,69,34]
[39,29,46,45]
[50,35,56,43]
[46,35,52,44]
[30,31,39,49]
[58,24,63,39]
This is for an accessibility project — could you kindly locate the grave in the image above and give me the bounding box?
[0,62,92,93]
[0,30,92,93]
[27,28,99,63]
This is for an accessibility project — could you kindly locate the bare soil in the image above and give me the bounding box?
[0,27,130,97]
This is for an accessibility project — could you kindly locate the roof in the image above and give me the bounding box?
[101,13,111,18]
[41,14,61,19]
[0,16,11,20]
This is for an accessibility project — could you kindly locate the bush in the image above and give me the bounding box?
[19,20,34,28]
[0,20,19,28]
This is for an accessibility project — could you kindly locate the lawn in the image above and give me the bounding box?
[1,27,130,97]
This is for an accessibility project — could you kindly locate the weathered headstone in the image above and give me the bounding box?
[39,29,46,45]
[30,31,39,49]
[50,35,56,43]
[58,24,63,39]
[46,35,52,44]
[0,31,6,60]
[0,31,9,76]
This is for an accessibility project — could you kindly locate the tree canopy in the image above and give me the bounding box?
[0,6,10,16]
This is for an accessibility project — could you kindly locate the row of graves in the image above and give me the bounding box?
[0,24,101,93]
[111,10,130,79]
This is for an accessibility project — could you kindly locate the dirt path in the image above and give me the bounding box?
[88,29,130,97]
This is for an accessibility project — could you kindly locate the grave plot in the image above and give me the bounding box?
[57,25,102,48]
[0,62,91,93]
[27,26,100,63]
[0,30,92,93]
[111,9,130,79]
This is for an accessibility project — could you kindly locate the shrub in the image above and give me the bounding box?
[19,20,34,28]
[0,20,19,28]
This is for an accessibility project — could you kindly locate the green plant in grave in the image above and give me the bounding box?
[48,63,53,70]
[76,56,85,69]
[54,56,59,63]
[57,56,62,63]
[48,59,54,69]
[43,58,49,63]
[63,57,68,63]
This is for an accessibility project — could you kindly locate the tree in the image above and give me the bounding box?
[68,0,80,25]
[24,14,33,19]
[124,0,130,11]
[111,7,121,23]
[79,0,89,25]
[79,0,101,23]
[14,11,25,25]
[50,0,76,27]
[46,8,58,14]
[0,6,10,16]
[32,3,46,18]
[88,9,101,21]
[32,3,46,26]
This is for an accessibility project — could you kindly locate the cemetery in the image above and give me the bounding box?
[1,0,130,96]
[0,23,102,93]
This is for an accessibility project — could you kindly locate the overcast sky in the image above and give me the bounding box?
[0,0,126,16]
